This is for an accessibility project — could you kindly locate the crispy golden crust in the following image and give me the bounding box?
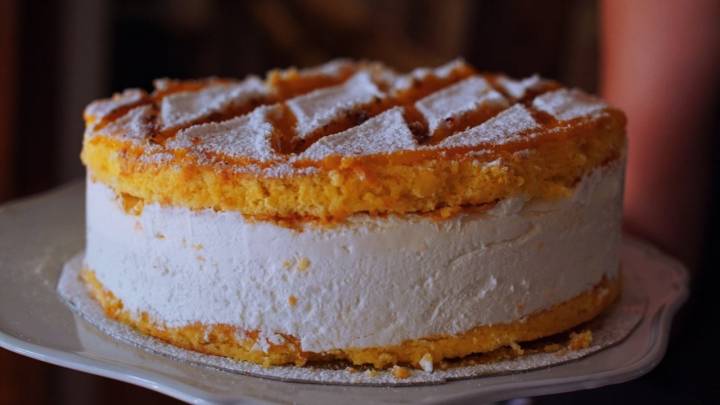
[81,268,620,369]
[80,60,626,220]
[82,118,625,221]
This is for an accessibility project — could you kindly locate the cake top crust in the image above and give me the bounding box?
[301,107,418,160]
[83,59,617,171]
[160,77,268,130]
[81,59,625,220]
[437,104,540,148]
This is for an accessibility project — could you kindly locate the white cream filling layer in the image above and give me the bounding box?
[85,161,624,352]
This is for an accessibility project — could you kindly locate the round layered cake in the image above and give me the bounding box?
[80,59,626,370]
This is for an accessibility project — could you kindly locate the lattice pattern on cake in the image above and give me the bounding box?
[166,105,281,162]
[414,76,510,143]
[84,59,613,169]
[532,89,608,121]
[287,71,383,140]
[438,104,540,148]
[301,107,418,160]
[84,89,148,122]
[160,76,269,130]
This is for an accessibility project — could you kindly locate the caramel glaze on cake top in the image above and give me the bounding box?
[81,59,626,223]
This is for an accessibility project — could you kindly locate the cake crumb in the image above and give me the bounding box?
[154,232,165,239]
[288,295,298,307]
[297,257,311,272]
[391,365,411,379]
[192,243,204,250]
[509,342,524,355]
[365,369,379,377]
[437,206,460,219]
[377,353,395,365]
[569,330,593,350]
[419,353,434,372]
[282,259,294,269]
[120,193,144,215]
[543,343,562,353]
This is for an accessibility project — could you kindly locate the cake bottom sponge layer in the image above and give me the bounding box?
[81,268,619,369]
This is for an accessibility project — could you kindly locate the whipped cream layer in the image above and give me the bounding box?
[85,161,624,352]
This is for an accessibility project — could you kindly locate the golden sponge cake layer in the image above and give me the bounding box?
[81,59,626,220]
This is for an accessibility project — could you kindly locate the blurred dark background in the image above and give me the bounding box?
[0,0,718,404]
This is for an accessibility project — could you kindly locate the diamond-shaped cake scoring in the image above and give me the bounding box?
[152,78,174,92]
[85,88,146,121]
[301,107,417,160]
[160,76,268,129]
[95,105,155,143]
[532,89,608,121]
[415,76,509,136]
[496,74,549,100]
[287,71,383,139]
[438,104,539,148]
[270,59,355,83]
[390,58,469,94]
[298,58,354,78]
[434,58,469,78]
[166,105,279,162]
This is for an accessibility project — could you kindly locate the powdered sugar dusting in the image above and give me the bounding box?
[299,58,354,77]
[85,60,618,175]
[367,63,401,89]
[167,105,278,161]
[496,75,548,99]
[140,152,174,165]
[161,76,268,129]
[85,89,147,120]
[287,71,383,138]
[435,58,468,78]
[391,58,468,93]
[301,107,417,160]
[231,163,318,178]
[533,89,608,121]
[439,105,539,148]
[415,76,509,135]
[96,105,155,143]
[152,78,174,92]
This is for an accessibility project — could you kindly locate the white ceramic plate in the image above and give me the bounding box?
[0,182,689,404]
